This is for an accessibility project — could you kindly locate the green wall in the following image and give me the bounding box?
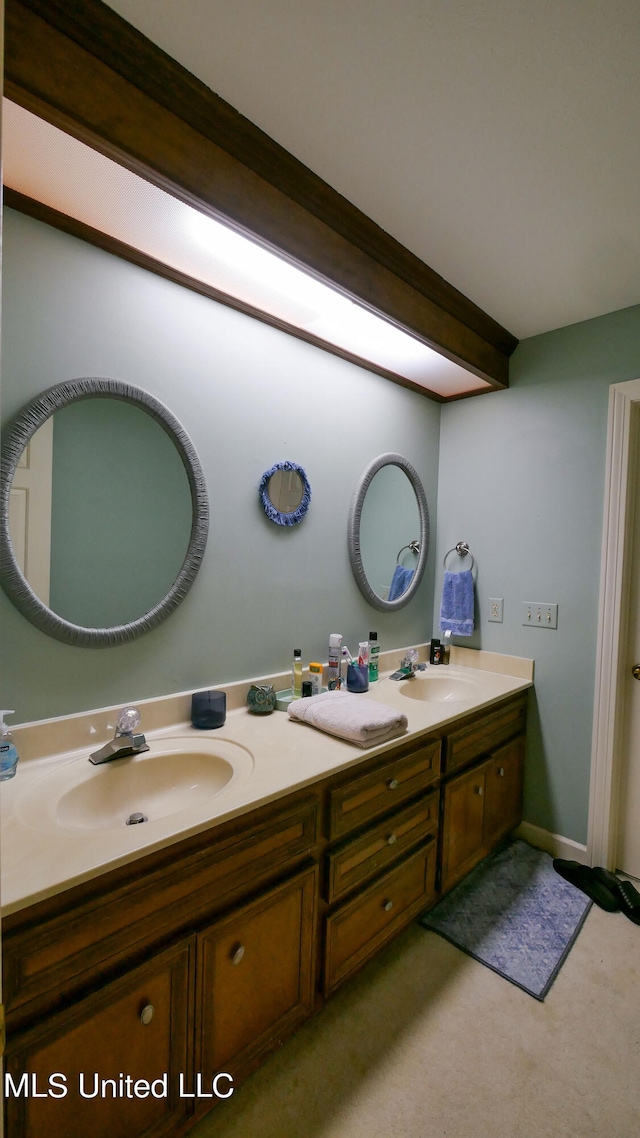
[436,305,640,843]
[0,208,440,721]
[5,206,640,845]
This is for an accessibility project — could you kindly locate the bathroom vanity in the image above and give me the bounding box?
[1,654,530,1137]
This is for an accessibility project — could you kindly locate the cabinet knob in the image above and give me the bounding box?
[140,1004,154,1026]
[387,778,399,790]
[231,944,245,966]
[498,767,505,777]
[387,833,397,845]
[475,785,483,796]
[383,899,394,912]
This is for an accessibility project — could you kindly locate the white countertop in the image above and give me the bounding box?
[1,648,532,917]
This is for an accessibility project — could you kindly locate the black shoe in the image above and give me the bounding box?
[593,867,640,925]
[552,859,620,912]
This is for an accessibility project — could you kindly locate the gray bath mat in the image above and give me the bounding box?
[419,839,591,1000]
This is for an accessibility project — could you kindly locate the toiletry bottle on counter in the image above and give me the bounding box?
[309,661,323,695]
[0,711,19,781]
[368,632,380,681]
[429,638,442,665]
[328,633,342,689]
[292,649,303,698]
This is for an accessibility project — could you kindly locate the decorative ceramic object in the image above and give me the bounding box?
[247,684,277,714]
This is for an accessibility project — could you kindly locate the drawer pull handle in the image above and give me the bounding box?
[383,900,394,912]
[387,833,397,845]
[475,786,483,796]
[387,778,399,790]
[231,944,245,966]
[140,1004,154,1026]
[498,767,505,777]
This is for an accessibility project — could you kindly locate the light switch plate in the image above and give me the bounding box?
[522,601,558,628]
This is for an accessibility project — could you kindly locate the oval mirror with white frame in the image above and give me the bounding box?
[348,452,430,610]
[0,378,209,647]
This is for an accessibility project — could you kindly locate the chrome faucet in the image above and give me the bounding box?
[398,648,420,676]
[89,707,149,765]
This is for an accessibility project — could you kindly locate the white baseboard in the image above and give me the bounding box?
[514,821,589,863]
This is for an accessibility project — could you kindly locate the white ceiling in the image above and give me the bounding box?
[103,0,640,342]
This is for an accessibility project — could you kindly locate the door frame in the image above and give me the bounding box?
[588,378,640,867]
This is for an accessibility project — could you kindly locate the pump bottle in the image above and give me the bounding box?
[0,711,19,781]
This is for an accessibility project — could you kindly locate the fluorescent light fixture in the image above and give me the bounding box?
[3,99,490,397]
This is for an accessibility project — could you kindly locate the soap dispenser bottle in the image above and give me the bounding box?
[0,711,19,780]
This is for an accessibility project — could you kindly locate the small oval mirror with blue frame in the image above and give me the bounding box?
[259,461,311,526]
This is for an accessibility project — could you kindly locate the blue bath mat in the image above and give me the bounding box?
[419,839,591,1000]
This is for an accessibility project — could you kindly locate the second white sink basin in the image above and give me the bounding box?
[16,736,254,834]
[399,671,482,703]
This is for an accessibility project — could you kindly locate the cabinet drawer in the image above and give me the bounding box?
[324,841,436,995]
[444,695,527,775]
[328,739,440,841]
[327,791,438,903]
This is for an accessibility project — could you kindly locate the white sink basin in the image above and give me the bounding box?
[399,672,482,703]
[15,736,254,833]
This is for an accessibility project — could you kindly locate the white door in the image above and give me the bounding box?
[616,430,640,878]
[8,416,54,604]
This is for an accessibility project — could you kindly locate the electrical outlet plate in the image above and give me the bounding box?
[522,601,558,629]
[488,598,504,622]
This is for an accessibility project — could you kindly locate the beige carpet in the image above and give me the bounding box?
[190,903,640,1138]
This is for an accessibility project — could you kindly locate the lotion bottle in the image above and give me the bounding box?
[309,661,323,695]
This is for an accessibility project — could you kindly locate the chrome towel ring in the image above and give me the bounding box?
[443,541,475,571]
[397,540,420,564]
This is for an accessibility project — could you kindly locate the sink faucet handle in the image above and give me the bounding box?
[116,707,141,737]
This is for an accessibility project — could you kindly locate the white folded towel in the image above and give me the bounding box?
[287,690,408,748]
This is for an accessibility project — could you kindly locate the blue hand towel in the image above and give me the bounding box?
[440,569,474,636]
[388,564,414,601]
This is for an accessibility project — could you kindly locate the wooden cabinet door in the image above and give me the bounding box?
[5,939,194,1138]
[440,762,487,893]
[196,865,317,1094]
[483,735,525,849]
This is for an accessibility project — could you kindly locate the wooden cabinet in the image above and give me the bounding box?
[196,865,317,1107]
[322,739,440,995]
[3,791,320,1138]
[440,700,526,894]
[3,689,528,1137]
[5,940,193,1138]
[440,763,487,891]
[482,735,525,847]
